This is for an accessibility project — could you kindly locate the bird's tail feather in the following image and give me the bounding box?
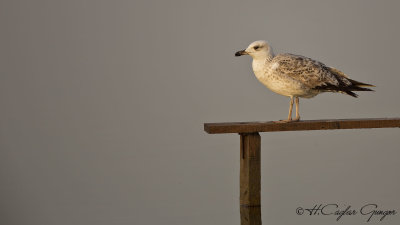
[342,86,374,98]
[325,67,375,98]
[348,78,376,88]
[328,67,375,88]
[343,91,358,98]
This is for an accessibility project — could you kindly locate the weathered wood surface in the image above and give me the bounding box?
[240,133,261,225]
[240,133,261,206]
[204,118,400,134]
[240,206,261,225]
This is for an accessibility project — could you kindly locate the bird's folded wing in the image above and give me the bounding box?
[273,53,349,88]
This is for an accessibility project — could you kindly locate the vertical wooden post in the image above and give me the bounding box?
[240,133,261,225]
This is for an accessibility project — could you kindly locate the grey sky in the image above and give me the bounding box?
[1,1,399,225]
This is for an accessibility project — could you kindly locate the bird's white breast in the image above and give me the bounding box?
[252,59,317,97]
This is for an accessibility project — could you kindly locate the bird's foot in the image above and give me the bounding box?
[292,116,300,122]
[274,117,300,123]
[274,119,292,123]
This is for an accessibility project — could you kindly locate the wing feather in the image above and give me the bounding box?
[273,53,342,88]
[271,53,374,97]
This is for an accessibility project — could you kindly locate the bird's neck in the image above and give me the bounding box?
[252,54,274,75]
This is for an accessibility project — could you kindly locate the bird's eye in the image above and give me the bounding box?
[254,46,260,50]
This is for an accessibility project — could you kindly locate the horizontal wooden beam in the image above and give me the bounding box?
[204,118,400,134]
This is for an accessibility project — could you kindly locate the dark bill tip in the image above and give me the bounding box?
[235,50,247,57]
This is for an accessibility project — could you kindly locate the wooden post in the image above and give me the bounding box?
[204,118,400,225]
[240,133,261,225]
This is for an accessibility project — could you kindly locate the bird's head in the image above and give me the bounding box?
[235,40,273,60]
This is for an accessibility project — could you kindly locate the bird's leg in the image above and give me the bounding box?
[275,96,293,123]
[293,97,300,122]
[287,96,294,120]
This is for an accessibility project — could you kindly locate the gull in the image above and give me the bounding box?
[235,40,375,123]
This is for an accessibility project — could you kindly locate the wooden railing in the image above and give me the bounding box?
[204,118,400,225]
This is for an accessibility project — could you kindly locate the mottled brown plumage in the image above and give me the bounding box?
[273,53,374,97]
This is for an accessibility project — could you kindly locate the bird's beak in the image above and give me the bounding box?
[235,50,248,57]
